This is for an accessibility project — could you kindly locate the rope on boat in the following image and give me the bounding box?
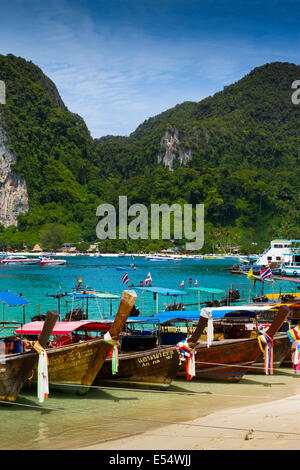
[2,399,300,438]
[46,381,275,399]
[191,361,293,372]
[94,295,103,320]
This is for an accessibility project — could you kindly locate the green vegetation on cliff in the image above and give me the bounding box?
[0,55,299,252]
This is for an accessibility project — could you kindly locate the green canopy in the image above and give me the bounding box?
[187,287,225,294]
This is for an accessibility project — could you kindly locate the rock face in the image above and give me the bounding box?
[0,117,29,227]
[157,128,192,170]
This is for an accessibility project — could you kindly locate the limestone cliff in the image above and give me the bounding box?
[157,128,192,170]
[0,114,29,227]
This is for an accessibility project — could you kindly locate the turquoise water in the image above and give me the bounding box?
[0,256,299,450]
[0,255,292,325]
[1,370,300,450]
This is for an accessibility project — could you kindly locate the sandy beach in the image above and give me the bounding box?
[80,393,300,450]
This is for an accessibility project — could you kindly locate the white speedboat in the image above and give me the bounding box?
[39,256,66,266]
[0,255,40,265]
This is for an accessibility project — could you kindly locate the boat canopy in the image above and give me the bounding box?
[15,320,111,336]
[135,286,187,296]
[187,287,225,294]
[151,305,278,323]
[0,291,30,307]
[240,265,265,269]
[69,292,120,299]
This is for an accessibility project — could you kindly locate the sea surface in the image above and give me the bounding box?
[0,255,293,323]
[0,255,298,450]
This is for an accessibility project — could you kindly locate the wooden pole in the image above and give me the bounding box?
[248,279,251,303]
[38,310,59,348]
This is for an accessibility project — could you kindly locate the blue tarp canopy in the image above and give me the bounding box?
[187,287,225,294]
[151,305,276,323]
[240,265,265,269]
[135,286,187,296]
[0,291,30,307]
[102,303,276,325]
[101,316,155,324]
[69,292,120,299]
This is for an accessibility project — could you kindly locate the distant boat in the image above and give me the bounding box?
[115,265,136,271]
[0,255,39,265]
[146,255,182,262]
[39,256,66,266]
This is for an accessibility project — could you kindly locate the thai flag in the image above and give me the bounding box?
[144,272,152,284]
[195,280,198,287]
[180,280,184,287]
[121,272,129,284]
[260,267,272,280]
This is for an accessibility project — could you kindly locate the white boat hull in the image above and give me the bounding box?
[280,266,300,277]
[40,260,66,266]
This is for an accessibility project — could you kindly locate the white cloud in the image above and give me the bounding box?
[0,0,298,137]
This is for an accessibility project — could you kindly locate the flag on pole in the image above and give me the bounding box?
[247,268,253,280]
[260,266,272,280]
[144,272,152,284]
[180,280,184,287]
[121,272,129,284]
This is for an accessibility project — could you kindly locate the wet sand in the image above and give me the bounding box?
[79,369,300,451]
[2,367,300,450]
[80,393,300,450]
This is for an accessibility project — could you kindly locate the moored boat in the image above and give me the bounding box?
[16,290,137,394]
[176,305,291,381]
[39,256,66,266]
[95,310,208,389]
[1,255,39,265]
[0,309,59,402]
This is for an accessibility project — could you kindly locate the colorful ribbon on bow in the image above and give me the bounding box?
[176,340,196,381]
[257,332,274,375]
[104,331,119,375]
[200,308,213,348]
[287,325,300,373]
[33,341,49,403]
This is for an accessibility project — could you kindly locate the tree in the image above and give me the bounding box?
[40,223,66,251]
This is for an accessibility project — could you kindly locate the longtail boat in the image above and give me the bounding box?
[175,305,291,381]
[95,310,207,389]
[0,310,59,402]
[17,290,137,394]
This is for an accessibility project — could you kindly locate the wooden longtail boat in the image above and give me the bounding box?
[95,310,207,389]
[18,290,137,394]
[176,305,291,382]
[0,310,59,402]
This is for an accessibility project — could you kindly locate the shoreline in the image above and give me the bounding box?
[79,392,300,450]
[2,251,241,259]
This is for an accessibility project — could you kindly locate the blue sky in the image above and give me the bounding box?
[0,0,299,137]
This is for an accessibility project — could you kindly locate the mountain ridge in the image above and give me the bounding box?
[0,54,299,251]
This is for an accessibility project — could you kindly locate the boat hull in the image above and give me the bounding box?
[28,338,115,394]
[95,345,180,389]
[0,311,59,402]
[177,337,267,382]
[280,267,300,277]
[1,260,39,265]
[0,350,40,401]
[40,260,66,266]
